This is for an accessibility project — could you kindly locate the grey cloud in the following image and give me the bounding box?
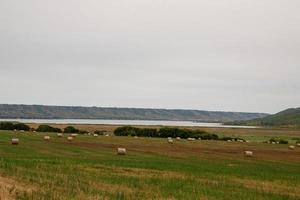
[0,0,299,113]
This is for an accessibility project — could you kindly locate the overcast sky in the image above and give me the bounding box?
[0,0,299,114]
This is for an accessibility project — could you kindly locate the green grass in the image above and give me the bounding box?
[0,130,299,200]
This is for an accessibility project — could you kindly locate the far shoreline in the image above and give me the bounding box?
[0,118,258,129]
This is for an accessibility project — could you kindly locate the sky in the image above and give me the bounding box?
[0,0,299,114]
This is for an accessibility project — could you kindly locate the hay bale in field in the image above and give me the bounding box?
[11,138,19,145]
[168,139,174,144]
[93,134,98,137]
[187,137,195,141]
[71,134,77,137]
[289,145,295,150]
[57,133,63,137]
[117,148,126,155]
[244,151,253,157]
[245,140,250,143]
[134,136,138,138]
[227,140,232,142]
[297,143,300,147]
[105,134,109,137]
[271,142,276,144]
[44,136,50,141]
[237,139,244,142]
[176,137,181,140]
[67,136,73,142]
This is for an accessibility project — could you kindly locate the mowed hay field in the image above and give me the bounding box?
[0,128,300,200]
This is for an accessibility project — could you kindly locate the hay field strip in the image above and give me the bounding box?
[0,128,299,200]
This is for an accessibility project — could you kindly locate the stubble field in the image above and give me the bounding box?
[0,125,299,200]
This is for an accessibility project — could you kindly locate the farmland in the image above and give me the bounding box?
[0,125,300,200]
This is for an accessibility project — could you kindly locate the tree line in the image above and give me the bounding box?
[114,126,245,142]
[36,125,88,134]
[114,126,234,141]
[0,122,87,134]
[0,122,30,131]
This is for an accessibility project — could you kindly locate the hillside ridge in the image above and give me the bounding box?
[0,104,268,122]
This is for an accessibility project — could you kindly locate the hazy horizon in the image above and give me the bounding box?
[1,0,299,113]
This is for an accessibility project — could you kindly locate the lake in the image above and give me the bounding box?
[0,119,257,128]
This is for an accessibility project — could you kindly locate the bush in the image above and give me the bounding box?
[36,125,62,133]
[200,134,219,140]
[114,126,143,136]
[64,126,79,133]
[136,128,158,137]
[219,136,245,142]
[269,138,288,144]
[220,136,233,141]
[158,128,206,139]
[0,122,15,130]
[113,126,219,140]
[14,123,30,131]
[278,139,288,144]
[0,122,30,131]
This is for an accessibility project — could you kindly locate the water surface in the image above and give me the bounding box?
[0,119,257,128]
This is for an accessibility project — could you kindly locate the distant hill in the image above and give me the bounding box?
[226,108,300,127]
[0,104,268,122]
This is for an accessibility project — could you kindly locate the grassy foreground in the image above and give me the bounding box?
[0,130,299,200]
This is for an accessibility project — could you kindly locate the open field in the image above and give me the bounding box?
[0,126,300,200]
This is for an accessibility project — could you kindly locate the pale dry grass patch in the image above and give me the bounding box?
[82,164,186,179]
[196,175,300,199]
[0,176,36,200]
[231,177,300,198]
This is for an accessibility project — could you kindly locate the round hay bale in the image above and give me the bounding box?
[71,134,77,137]
[134,136,138,139]
[168,139,174,144]
[187,137,195,141]
[11,138,19,145]
[297,143,300,147]
[67,136,73,142]
[244,151,253,157]
[44,136,50,141]
[105,134,109,137]
[176,137,181,140]
[289,145,295,150]
[93,134,98,137]
[117,148,126,155]
[57,133,63,137]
